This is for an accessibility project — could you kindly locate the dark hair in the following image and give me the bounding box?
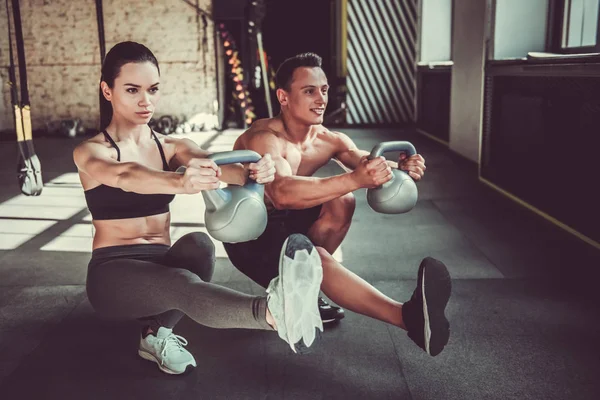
[275,52,322,92]
[99,41,160,130]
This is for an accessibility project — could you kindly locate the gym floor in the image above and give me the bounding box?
[0,128,598,400]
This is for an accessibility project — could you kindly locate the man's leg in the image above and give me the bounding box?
[223,226,285,289]
[305,193,356,322]
[316,247,405,327]
[306,192,356,255]
[316,246,451,356]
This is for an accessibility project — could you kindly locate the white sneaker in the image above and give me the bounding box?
[138,326,196,375]
[266,234,324,353]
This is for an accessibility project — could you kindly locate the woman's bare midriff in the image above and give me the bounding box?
[91,212,172,249]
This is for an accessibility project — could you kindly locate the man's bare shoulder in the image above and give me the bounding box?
[322,126,348,137]
[313,125,352,146]
[237,118,286,149]
[246,117,285,137]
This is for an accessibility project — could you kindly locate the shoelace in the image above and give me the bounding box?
[159,334,188,364]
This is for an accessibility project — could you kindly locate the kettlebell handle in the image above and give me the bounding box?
[175,150,263,174]
[369,141,417,159]
[207,150,262,165]
[176,150,264,189]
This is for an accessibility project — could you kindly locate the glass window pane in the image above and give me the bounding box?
[582,0,599,46]
[567,0,584,47]
[564,0,599,47]
[420,0,452,62]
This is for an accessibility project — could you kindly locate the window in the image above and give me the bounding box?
[493,0,549,60]
[563,0,599,47]
[558,0,600,52]
[419,0,452,62]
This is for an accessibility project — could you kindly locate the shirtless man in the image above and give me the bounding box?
[224,53,452,356]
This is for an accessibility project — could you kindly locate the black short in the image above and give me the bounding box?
[223,205,323,288]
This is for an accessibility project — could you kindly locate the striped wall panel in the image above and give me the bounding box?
[346,0,418,125]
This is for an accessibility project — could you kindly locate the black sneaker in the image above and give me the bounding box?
[402,257,451,356]
[318,297,345,323]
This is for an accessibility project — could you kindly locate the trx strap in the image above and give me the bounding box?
[95,0,106,61]
[202,13,208,84]
[6,0,43,196]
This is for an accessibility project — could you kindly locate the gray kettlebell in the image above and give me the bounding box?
[178,150,267,243]
[366,141,418,214]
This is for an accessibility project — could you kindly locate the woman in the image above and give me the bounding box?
[73,42,323,375]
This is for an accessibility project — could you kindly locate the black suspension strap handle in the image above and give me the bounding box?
[5,0,34,196]
[7,0,43,196]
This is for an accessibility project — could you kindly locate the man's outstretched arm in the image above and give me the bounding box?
[333,131,426,181]
[246,132,391,210]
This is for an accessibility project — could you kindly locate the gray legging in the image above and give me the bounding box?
[86,232,272,331]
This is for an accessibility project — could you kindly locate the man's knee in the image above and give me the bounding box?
[338,192,356,214]
[327,193,355,225]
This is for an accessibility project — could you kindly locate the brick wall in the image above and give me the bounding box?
[0,4,12,132]
[0,0,216,133]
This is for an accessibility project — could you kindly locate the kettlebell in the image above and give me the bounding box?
[178,150,267,243]
[366,141,418,214]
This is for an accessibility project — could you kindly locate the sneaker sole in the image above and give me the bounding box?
[321,311,345,324]
[138,349,196,375]
[420,257,451,356]
[279,234,324,353]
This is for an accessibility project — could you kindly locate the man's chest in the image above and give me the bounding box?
[284,140,336,176]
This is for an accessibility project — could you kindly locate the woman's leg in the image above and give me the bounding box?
[140,232,217,330]
[86,256,272,331]
[86,242,272,375]
[165,232,215,282]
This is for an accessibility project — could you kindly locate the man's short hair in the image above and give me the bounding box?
[275,53,323,91]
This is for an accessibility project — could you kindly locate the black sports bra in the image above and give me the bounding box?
[84,130,175,220]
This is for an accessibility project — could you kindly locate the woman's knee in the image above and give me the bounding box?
[169,232,215,281]
[174,232,215,255]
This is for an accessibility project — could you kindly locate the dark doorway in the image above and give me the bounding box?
[262,0,334,81]
[256,0,336,117]
[215,0,339,126]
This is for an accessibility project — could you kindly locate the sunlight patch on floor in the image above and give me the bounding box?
[0,218,57,250]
